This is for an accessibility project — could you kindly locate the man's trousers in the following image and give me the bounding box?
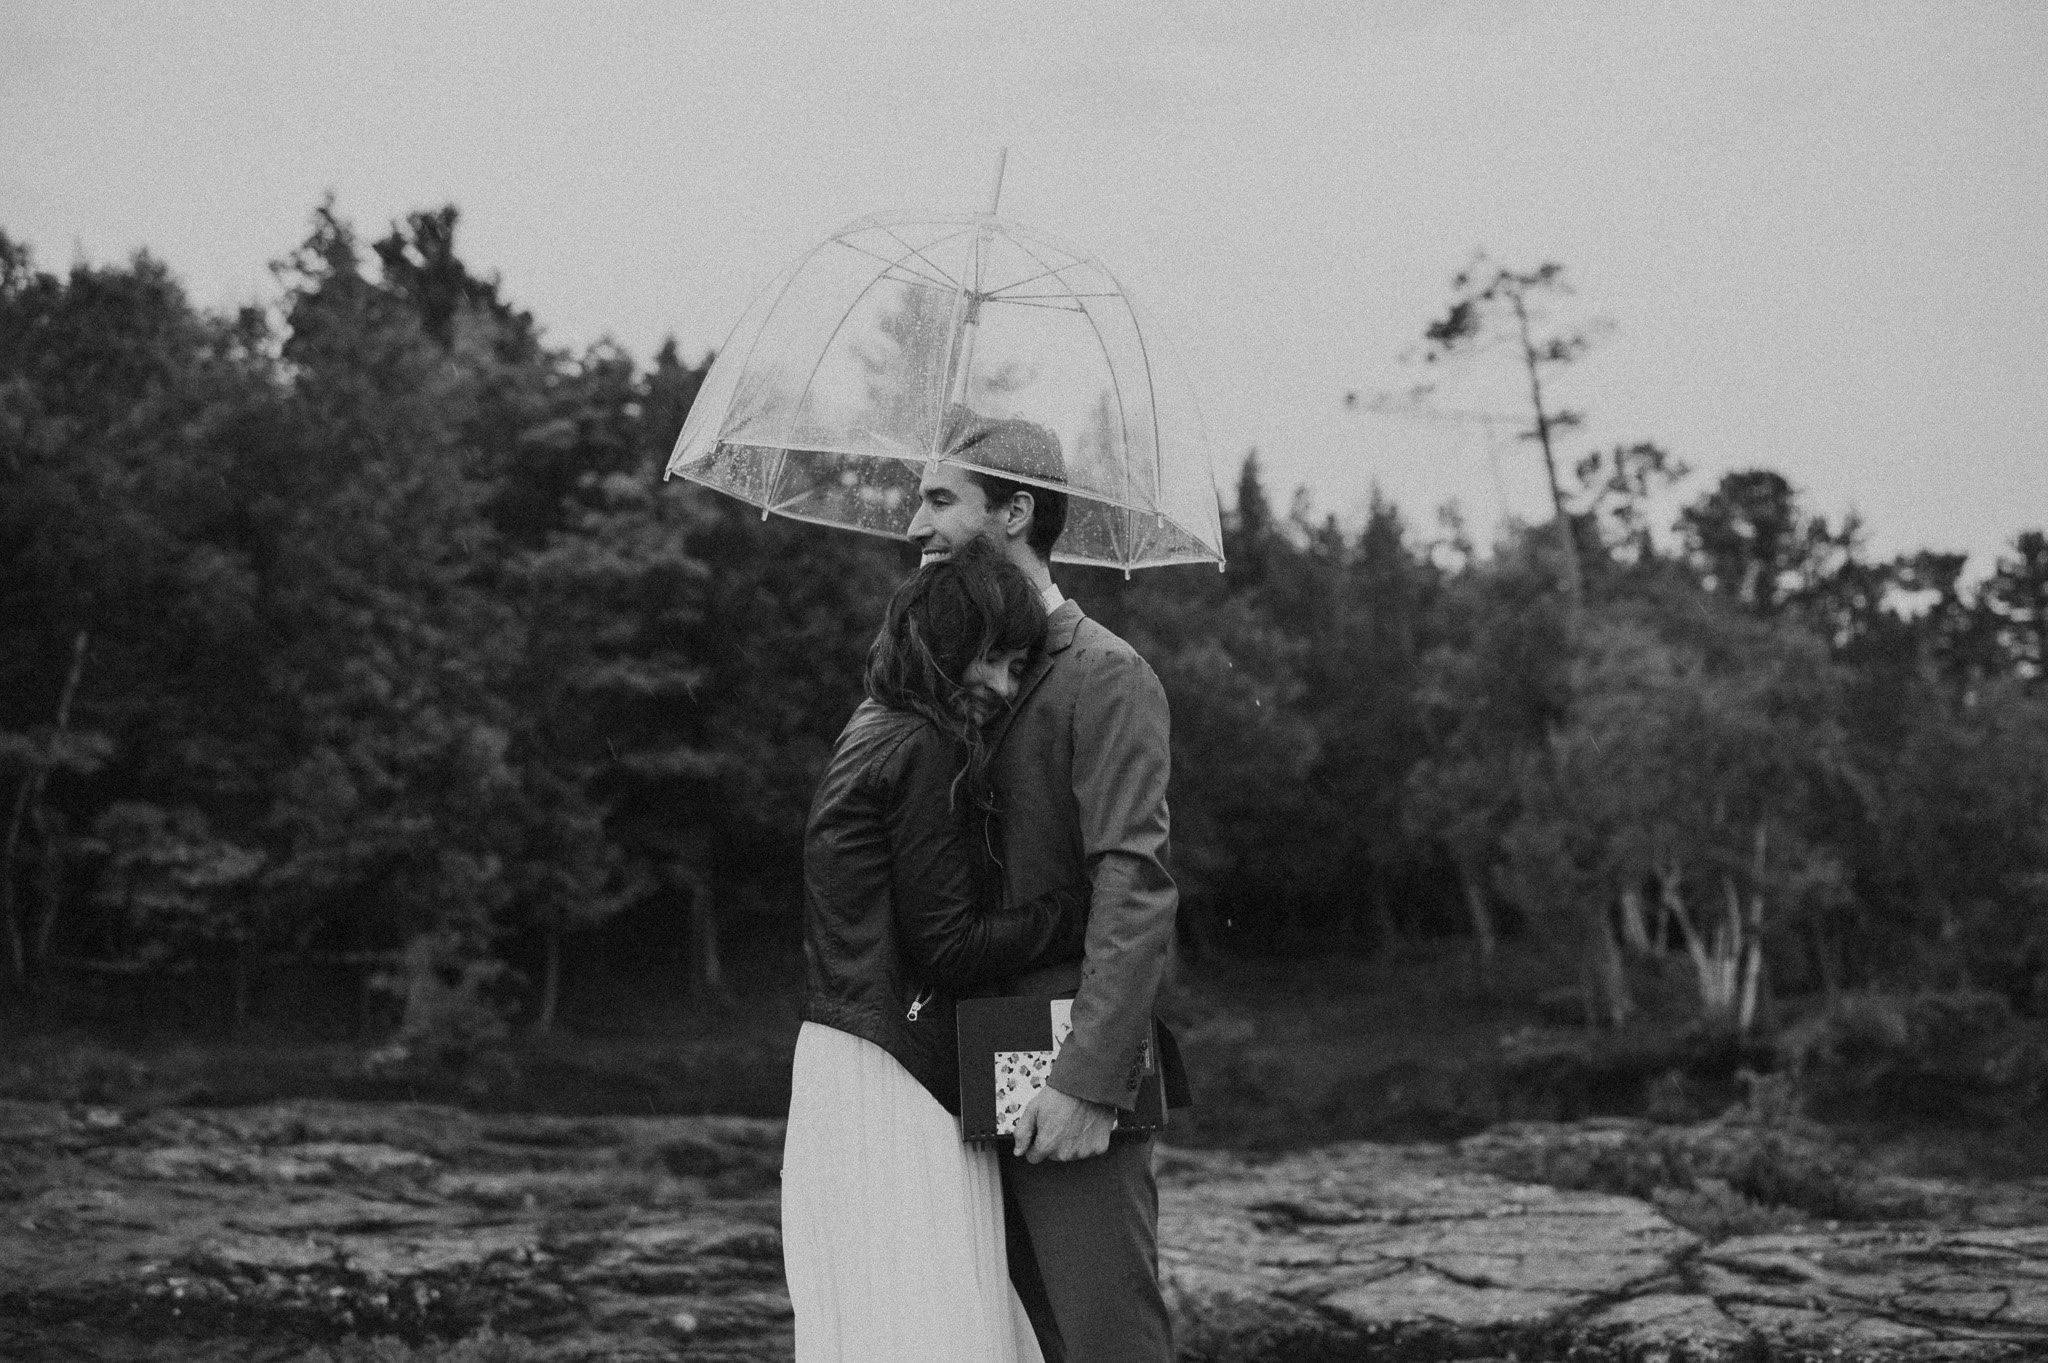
[1000,1137,1172,1363]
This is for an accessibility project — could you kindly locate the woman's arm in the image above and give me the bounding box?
[886,725,1087,989]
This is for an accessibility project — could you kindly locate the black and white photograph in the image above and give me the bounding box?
[3,3,2046,1359]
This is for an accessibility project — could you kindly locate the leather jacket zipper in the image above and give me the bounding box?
[905,988,934,1022]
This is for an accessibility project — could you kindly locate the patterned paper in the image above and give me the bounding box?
[992,1000,1071,1137]
[992,1050,1057,1135]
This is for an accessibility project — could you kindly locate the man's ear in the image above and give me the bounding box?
[1003,489,1036,542]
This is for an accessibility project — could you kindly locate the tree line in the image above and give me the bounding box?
[3,204,2044,1048]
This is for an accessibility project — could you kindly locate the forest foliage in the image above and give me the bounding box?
[3,205,2046,1062]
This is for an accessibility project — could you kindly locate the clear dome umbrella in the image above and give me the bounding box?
[665,156,1225,572]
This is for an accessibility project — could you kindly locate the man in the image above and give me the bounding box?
[905,410,1183,1363]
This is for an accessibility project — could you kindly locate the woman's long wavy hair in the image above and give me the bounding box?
[864,537,1048,816]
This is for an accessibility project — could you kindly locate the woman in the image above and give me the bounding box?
[781,538,1083,1363]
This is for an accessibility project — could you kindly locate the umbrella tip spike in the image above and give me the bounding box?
[760,507,770,522]
[988,148,1008,216]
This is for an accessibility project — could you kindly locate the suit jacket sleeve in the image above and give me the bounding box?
[1047,646,1178,1109]
[888,725,1089,989]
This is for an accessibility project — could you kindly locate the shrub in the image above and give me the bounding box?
[363,933,523,1098]
[1778,989,2048,1124]
[1651,1178,1803,1240]
[1494,1021,1772,1123]
[1458,1109,1921,1238]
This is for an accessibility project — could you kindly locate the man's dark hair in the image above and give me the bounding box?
[943,408,1070,561]
[966,471,1068,560]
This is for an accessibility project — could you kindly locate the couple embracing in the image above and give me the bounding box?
[780,414,1186,1362]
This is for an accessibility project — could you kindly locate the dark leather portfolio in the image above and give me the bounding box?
[955,995,1167,1143]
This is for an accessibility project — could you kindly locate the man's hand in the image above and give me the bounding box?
[1012,1084,1116,1163]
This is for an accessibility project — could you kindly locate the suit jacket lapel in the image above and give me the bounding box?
[992,599,1082,751]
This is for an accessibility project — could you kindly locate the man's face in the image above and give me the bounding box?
[908,461,1004,566]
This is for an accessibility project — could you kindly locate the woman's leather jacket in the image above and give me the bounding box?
[802,700,1087,1113]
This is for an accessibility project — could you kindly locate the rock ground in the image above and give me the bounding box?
[2,1100,2045,1360]
[1161,1142,2048,1361]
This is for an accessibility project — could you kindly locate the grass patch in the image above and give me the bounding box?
[0,994,802,1119]
[14,941,2048,1211]
[1159,940,1558,1147]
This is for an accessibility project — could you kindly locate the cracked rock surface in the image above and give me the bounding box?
[1159,1142,2048,1361]
[0,1100,790,1361]
[4,1100,2047,1360]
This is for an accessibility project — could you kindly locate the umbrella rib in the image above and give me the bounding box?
[982,255,1083,297]
[762,483,1213,566]
[1144,505,1211,551]
[835,238,956,293]
[1098,257,1167,527]
[1007,232,1138,512]
[786,262,907,442]
[879,269,956,293]
[990,292,1122,301]
[782,216,971,454]
[873,224,974,293]
[680,228,849,489]
[770,503,915,542]
[1088,495,1216,563]
[987,298,1087,313]
[1134,306,1167,532]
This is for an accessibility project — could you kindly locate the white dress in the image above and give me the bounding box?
[781,1021,1046,1363]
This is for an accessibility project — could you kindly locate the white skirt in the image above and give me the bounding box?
[781,1021,1045,1363]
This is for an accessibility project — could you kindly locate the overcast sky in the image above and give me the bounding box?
[5,0,2043,570]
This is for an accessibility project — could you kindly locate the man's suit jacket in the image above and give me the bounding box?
[991,598,1179,1111]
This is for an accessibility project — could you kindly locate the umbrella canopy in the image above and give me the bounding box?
[665,209,1224,571]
